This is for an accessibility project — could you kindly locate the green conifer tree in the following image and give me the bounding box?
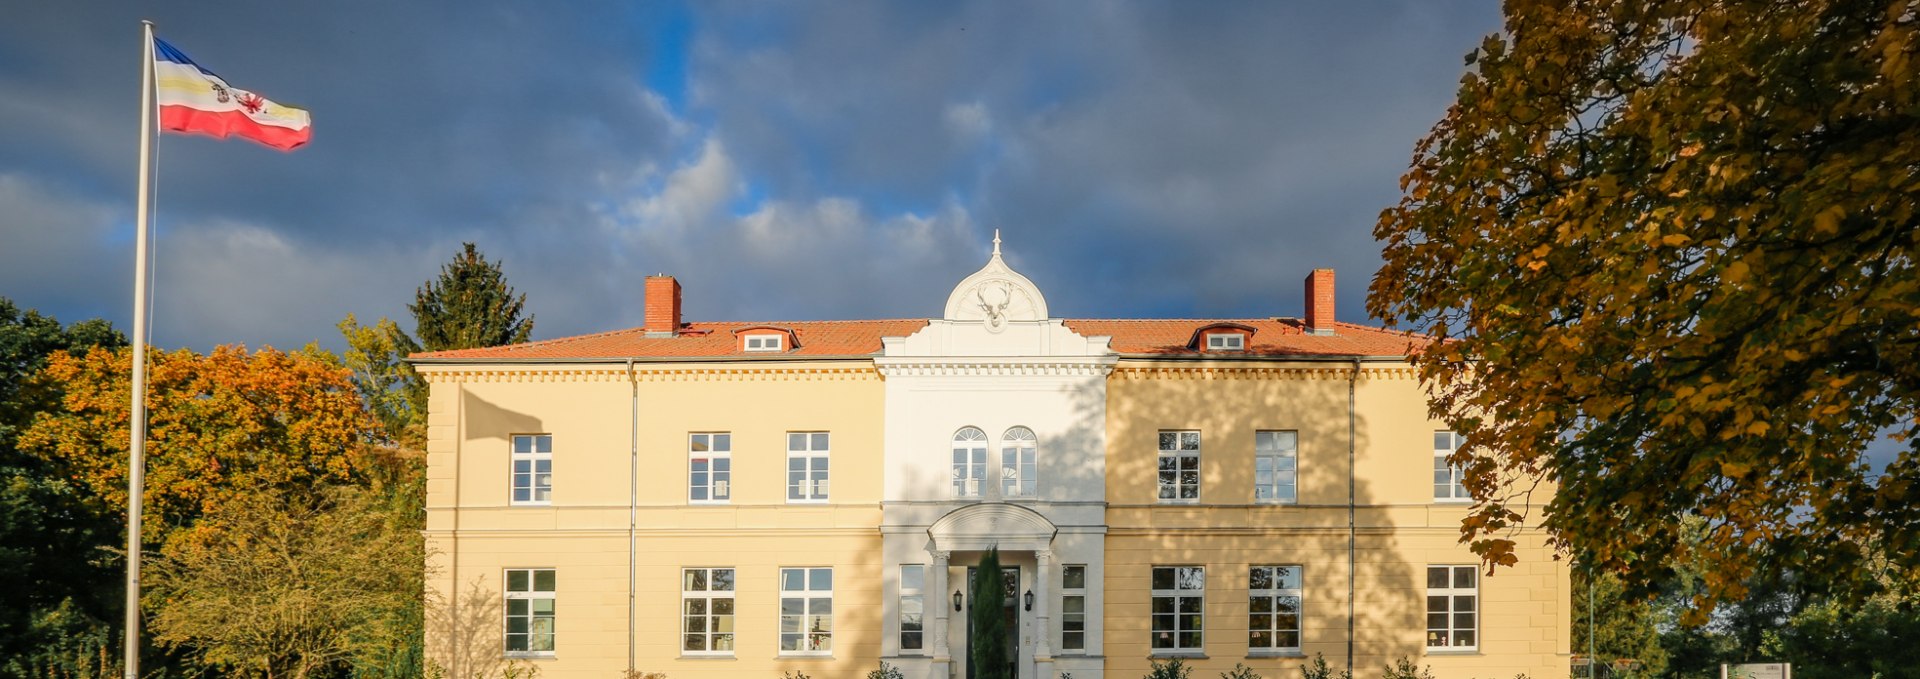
[408,242,534,352]
[970,548,1010,679]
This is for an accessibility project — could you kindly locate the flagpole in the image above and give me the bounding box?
[125,19,155,679]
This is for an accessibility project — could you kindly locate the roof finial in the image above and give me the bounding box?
[992,229,1002,256]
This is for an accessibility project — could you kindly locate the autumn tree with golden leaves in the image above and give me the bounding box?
[1371,0,1920,616]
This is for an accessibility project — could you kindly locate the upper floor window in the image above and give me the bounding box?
[1249,565,1302,653]
[682,567,735,655]
[779,567,834,655]
[788,432,830,502]
[1426,565,1478,650]
[1157,431,1201,502]
[1001,427,1037,497]
[511,434,553,505]
[689,433,731,503]
[504,568,556,655]
[1433,431,1469,502]
[952,427,988,497]
[1255,431,1298,503]
[1150,566,1205,653]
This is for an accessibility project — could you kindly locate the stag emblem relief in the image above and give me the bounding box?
[974,281,1014,331]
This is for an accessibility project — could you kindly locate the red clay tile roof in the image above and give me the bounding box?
[409,320,930,360]
[409,317,1428,362]
[1064,318,1428,358]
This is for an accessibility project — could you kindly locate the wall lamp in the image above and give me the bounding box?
[1023,590,1034,611]
[953,591,964,611]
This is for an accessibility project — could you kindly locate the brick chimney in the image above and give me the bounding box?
[645,275,682,337]
[1304,268,1335,335]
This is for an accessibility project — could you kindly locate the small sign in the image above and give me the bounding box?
[1724,664,1790,679]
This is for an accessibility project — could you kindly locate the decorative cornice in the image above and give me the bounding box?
[420,366,881,384]
[876,359,1116,378]
[1110,366,1418,380]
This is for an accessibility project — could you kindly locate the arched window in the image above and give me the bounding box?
[952,427,988,497]
[1001,427,1037,497]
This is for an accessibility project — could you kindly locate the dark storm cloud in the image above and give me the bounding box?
[0,0,1501,350]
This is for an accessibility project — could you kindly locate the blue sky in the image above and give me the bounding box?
[0,1,1505,350]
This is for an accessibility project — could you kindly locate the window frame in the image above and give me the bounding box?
[1248,565,1303,655]
[779,567,834,656]
[1000,426,1038,497]
[688,432,732,504]
[1061,564,1088,653]
[1254,430,1299,504]
[952,427,988,498]
[1433,431,1470,503]
[1425,565,1479,651]
[1156,431,1202,503]
[510,434,553,506]
[1150,565,1205,654]
[503,568,556,657]
[898,564,925,654]
[743,334,785,352]
[1205,333,1246,351]
[787,432,831,503]
[681,567,735,656]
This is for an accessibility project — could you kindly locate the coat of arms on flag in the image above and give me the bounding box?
[151,37,311,151]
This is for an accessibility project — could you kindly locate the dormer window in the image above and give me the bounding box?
[1190,323,1256,353]
[736,326,796,353]
[744,334,784,352]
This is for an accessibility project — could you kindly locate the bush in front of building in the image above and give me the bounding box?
[1220,662,1261,678]
[865,661,904,679]
[1302,654,1350,679]
[1143,657,1191,679]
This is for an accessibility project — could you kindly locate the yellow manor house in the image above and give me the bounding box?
[410,237,1570,679]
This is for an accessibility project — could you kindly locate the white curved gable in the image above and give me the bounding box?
[927,502,1058,552]
[942,232,1049,326]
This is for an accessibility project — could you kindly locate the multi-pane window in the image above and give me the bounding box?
[1157,431,1202,501]
[787,432,830,502]
[1001,426,1038,497]
[1061,565,1087,652]
[744,334,784,351]
[779,567,833,654]
[682,568,735,655]
[1255,431,1298,503]
[1205,333,1245,351]
[689,433,732,503]
[953,427,988,497]
[1150,566,1205,652]
[899,565,925,653]
[1434,431,1469,501]
[510,435,553,505]
[1426,565,1478,650]
[1249,565,1302,652]
[504,568,556,654]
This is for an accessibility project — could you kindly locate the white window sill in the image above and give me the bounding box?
[776,653,834,660]
[1424,647,1480,654]
[786,498,830,504]
[1254,499,1298,506]
[688,500,731,506]
[1432,498,1473,504]
[1157,499,1202,505]
[503,652,556,660]
[678,653,736,660]
[1247,650,1306,658]
[1149,651,1207,659]
[509,501,552,508]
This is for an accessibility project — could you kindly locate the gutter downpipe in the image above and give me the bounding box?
[626,358,638,674]
[1347,357,1360,675]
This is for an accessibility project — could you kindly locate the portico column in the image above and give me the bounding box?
[932,550,952,667]
[1034,549,1055,678]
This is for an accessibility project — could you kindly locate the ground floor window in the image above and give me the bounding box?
[780,567,833,654]
[900,564,925,652]
[1426,565,1478,650]
[504,568,555,655]
[1249,565,1302,652]
[1150,566,1204,652]
[682,567,734,655]
[1062,564,1087,652]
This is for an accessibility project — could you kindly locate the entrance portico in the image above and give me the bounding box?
[927,503,1058,679]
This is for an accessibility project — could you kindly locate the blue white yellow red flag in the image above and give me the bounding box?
[151,37,311,151]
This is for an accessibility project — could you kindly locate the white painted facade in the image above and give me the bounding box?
[876,236,1116,679]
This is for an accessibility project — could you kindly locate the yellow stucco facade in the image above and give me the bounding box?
[414,260,1571,679]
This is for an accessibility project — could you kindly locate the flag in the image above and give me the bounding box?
[152,37,311,151]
